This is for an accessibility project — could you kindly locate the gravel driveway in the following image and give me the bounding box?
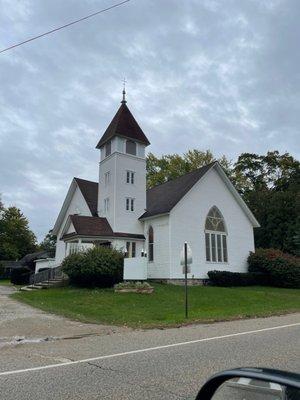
[0,286,126,348]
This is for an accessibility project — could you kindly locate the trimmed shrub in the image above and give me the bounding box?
[115,281,152,290]
[10,267,32,285]
[62,246,124,288]
[208,270,256,287]
[248,248,300,288]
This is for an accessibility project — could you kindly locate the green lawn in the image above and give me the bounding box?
[0,279,12,286]
[12,284,300,328]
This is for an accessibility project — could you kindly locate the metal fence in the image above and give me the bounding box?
[29,265,63,285]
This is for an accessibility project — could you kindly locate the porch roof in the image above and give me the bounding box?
[61,215,145,240]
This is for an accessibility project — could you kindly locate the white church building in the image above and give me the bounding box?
[51,91,259,282]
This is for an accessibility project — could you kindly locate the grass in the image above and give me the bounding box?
[0,279,12,286]
[12,283,300,328]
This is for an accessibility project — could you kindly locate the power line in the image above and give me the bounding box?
[0,0,130,54]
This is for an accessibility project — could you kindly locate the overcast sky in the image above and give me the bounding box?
[0,0,299,241]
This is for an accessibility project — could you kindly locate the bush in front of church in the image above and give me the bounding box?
[61,246,124,288]
[248,248,300,288]
[207,270,256,287]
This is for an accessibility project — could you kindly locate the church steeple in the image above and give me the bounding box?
[96,92,148,234]
[96,91,150,149]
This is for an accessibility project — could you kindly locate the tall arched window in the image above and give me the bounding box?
[205,206,228,263]
[148,226,154,262]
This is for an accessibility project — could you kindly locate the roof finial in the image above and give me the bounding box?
[121,78,127,104]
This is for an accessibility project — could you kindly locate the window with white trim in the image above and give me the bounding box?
[69,241,79,255]
[125,241,136,258]
[205,206,228,263]
[126,197,135,211]
[148,226,154,262]
[126,170,135,184]
[104,197,110,213]
[104,171,110,186]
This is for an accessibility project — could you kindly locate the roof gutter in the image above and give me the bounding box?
[139,212,170,221]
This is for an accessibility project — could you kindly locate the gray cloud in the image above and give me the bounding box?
[0,0,299,240]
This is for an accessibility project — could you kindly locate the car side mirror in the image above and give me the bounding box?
[195,368,300,400]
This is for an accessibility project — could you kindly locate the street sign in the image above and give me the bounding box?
[180,242,192,274]
[182,264,191,274]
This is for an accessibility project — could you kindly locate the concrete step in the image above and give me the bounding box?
[20,286,39,291]
[28,285,45,289]
[35,281,64,287]
[34,282,52,286]
[21,278,69,291]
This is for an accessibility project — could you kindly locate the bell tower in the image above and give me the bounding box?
[96,89,150,234]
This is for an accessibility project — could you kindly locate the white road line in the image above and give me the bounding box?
[0,322,299,377]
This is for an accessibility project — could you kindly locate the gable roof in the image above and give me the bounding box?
[140,163,215,219]
[140,162,260,227]
[70,215,113,236]
[54,162,259,236]
[74,178,98,216]
[96,102,150,148]
[61,215,145,240]
[52,177,98,235]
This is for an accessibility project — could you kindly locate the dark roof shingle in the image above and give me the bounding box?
[140,162,216,219]
[74,178,98,216]
[70,215,113,236]
[73,163,215,222]
[62,215,145,240]
[96,103,150,148]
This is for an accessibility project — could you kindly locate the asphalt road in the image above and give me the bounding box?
[1,311,299,400]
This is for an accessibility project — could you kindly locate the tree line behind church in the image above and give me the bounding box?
[0,149,299,262]
[147,149,299,256]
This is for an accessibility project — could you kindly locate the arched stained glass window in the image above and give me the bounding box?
[205,207,228,263]
[205,206,226,232]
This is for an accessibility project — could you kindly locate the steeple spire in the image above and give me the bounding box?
[121,78,127,104]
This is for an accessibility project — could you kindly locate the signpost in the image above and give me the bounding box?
[180,242,192,318]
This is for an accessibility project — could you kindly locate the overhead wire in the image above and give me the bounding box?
[0,0,130,54]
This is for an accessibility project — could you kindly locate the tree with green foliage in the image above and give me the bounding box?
[233,151,300,254]
[146,149,232,188]
[39,230,57,257]
[146,149,299,255]
[0,198,37,260]
[233,151,299,193]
